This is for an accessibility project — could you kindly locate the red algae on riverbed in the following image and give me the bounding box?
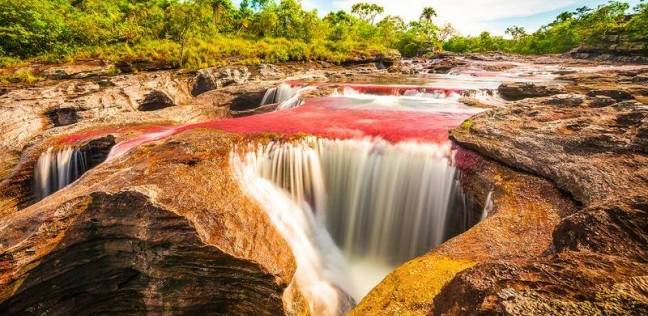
[59,124,175,145]
[106,95,481,159]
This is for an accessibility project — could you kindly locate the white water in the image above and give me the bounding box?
[337,86,504,109]
[481,190,494,220]
[232,137,469,302]
[231,151,354,316]
[33,146,88,200]
[261,83,315,110]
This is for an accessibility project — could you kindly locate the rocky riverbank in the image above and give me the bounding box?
[1,54,647,315]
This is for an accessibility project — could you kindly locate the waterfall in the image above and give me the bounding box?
[233,137,469,301]
[231,151,354,316]
[260,83,315,110]
[33,146,88,200]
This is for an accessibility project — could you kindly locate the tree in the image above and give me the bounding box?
[505,26,526,39]
[351,2,384,24]
[420,7,437,22]
[437,23,456,41]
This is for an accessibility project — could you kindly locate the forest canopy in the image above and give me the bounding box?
[0,0,646,69]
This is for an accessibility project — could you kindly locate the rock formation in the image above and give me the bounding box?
[1,55,647,315]
[0,131,309,315]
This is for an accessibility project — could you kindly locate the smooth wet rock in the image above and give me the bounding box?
[498,82,565,101]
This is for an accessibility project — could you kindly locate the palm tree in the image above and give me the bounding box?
[421,7,437,22]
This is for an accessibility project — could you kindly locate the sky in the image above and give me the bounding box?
[234,0,642,35]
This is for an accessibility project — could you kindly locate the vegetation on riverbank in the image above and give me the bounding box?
[444,1,648,54]
[0,0,646,73]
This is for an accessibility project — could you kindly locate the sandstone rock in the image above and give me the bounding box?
[45,108,79,126]
[586,89,634,101]
[192,67,250,96]
[542,94,584,107]
[258,64,284,80]
[0,71,196,156]
[451,98,648,204]
[139,89,176,111]
[498,82,565,101]
[433,197,648,315]
[587,95,616,107]
[0,131,308,314]
[427,58,467,74]
[633,75,648,83]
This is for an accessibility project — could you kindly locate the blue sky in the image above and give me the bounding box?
[233,0,642,35]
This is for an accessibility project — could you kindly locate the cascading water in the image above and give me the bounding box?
[232,137,471,301]
[482,190,494,220]
[231,150,354,316]
[33,146,88,200]
[260,83,315,110]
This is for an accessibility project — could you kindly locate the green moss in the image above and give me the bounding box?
[460,119,474,131]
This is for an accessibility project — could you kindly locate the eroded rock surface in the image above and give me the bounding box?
[0,131,307,315]
[498,82,566,101]
[437,86,648,314]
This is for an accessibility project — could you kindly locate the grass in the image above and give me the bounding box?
[0,67,44,84]
[0,36,397,75]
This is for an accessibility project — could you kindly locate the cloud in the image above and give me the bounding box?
[330,0,580,35]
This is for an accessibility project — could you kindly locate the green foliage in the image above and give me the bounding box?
[3,0,642,70]
[444,0,647,54]
[0,0,429,67]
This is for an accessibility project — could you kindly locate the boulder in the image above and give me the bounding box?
[451,99,648,204]
[498,82,566,101]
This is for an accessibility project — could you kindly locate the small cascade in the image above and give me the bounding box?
[460,89,506,107]
[33,146,88,200]
[481,190,494,220]
[233,137,472,301]
[341,85,462,98]
[260,83,315,110]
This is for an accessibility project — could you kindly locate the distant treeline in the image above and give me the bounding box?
[444,1,648,54]
[0,0,646,69]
